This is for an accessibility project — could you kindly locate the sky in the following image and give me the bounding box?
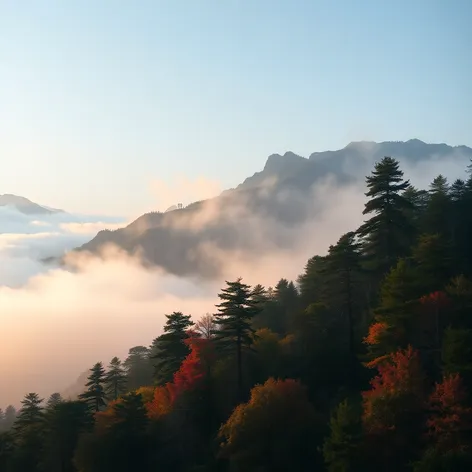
[0,0,471,217]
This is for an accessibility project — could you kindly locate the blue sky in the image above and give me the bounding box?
[0,0,470,216]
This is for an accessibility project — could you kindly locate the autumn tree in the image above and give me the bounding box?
[195,313,216,339]
[79,362,107,412]
[362,346,425,470]
[357,156,412,276]
[214,278,262,400]
[105,356,127,401]
[218,378,320,471]
[151,311,194,385]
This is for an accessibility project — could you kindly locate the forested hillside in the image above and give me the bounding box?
[3,155,472,471]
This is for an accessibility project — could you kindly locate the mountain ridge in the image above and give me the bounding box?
[70,140,472,277]
[0,194,64,215]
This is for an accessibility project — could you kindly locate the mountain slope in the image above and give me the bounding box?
[75,140,472,278]
[0,194,64,215]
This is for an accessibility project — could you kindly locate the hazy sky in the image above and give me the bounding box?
[1,0,470,216]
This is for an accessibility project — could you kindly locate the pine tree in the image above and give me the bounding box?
[3,406,16,430]
[424,175,452,238]
[214,278,262,400]
[46,393,63,409]
[324,232,364,379]
[151,311,194,385]
[357,156,412,275]
[14,393,44,433]
[105,357,127,401]
[323,398,363,471]
[79,362,107,412]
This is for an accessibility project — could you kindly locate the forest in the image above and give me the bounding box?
[2,156,472,471]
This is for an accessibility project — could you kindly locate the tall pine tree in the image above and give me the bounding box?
[79,362,107,412]
[357,156,412,276]
[214,278,262,400]
[151,311,194,385]
[105,357,127,401]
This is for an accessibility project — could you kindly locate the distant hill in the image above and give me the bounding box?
[74,140,472,278]
[0,194,64,215]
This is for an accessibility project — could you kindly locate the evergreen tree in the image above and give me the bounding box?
[151,311,194,385]
[79,362,107,412]
[124,345,153,390]
[41,400,92,472]
[323,398,363,471]
[105,357,127,401]
[324,232,364,380]
[3,406,16,430]
[46,392,63,409]
[423,175,452,238]
[214,278,262,400]
[357,156,412,275]
[14,393,44,433]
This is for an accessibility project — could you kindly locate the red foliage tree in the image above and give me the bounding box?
[362,346,425,470]
[427,373,472,452]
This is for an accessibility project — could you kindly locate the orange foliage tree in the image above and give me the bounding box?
[218,378,321,470]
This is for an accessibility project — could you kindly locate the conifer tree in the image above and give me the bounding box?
[79,362,107,412]
[46,393,63,410]
[3,406,16,430]
[14,393,44,433]
[357,156,412,275]
[214,278,262,399]
[105,357,127,401]
[424,175,452,238]
[151,311,194,385]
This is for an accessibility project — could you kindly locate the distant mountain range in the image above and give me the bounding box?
[70,140,472,277]
[0,194,64,215]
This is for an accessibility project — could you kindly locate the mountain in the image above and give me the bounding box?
[74,140,472,278]
[0,194,64,215]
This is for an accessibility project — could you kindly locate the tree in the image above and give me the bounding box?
[195,313,216,339]
[218,378,320,471]
[426,374,472,452]
[79,362,107,412]
[151,312,194,385]
[424,175,451,238]
[3,406,16,430]
[41,400,92,472]
[357,156,412,275]
[323,398,363,472]
[362,346,425,470]
[105,357,127,401]
[46,393,63,409]
[14,393,44,433]
[214,278,262,400]
[124,346,153,390]
[324,232,364,380]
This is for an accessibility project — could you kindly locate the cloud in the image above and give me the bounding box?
[0,248,217,407]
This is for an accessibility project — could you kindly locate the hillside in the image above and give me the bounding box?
[0,194,64,215]
[74,140,472,277]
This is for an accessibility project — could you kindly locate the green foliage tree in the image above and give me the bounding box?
[79,362,107,412]
[41,400,92,472]
[214,278,262,400]
[357,156,412,275]
[46,392,63,410]
[124,346,153,390]
[323,398,363,472]
[105,357,127,401]
[151,311,194,385]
